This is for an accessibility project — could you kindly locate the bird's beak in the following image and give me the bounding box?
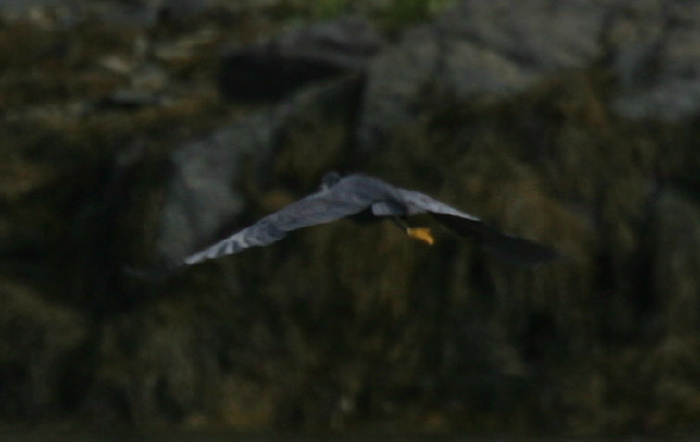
[406,227,435,246]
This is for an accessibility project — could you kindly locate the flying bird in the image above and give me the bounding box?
[180,172,559,267]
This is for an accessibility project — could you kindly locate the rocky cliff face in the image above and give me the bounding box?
[1,0,700,435]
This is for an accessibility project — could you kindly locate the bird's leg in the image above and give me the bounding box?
[408,227,435,245]
[390,217,435,246]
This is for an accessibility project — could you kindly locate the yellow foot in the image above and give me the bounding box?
[406,227,434,246]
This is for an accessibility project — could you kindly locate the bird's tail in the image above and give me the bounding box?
[431,213,561,264]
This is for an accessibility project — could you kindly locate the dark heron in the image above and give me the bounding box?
[181,172,559,267]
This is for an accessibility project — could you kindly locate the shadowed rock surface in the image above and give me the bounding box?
[1,0,700,437]
[218,16,384,103]
[358,0,609,150]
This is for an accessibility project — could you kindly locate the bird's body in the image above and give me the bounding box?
[181,173,559,267]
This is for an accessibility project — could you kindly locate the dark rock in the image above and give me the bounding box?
[90,89,165,112]
[358,0,609,150]
[609,0,700,121]
[357,0,700,151]
[218,16,385,103]
[154,121,264,265]
[153,75,363,266]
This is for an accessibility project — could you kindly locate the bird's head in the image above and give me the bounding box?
[320,171,342,190]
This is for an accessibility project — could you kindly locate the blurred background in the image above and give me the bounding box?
[2,0,700,439]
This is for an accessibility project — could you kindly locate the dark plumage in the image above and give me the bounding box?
[182,172,559,266]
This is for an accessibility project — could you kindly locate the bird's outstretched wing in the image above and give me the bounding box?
[183,186,375,265]
[397,189,560,264]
